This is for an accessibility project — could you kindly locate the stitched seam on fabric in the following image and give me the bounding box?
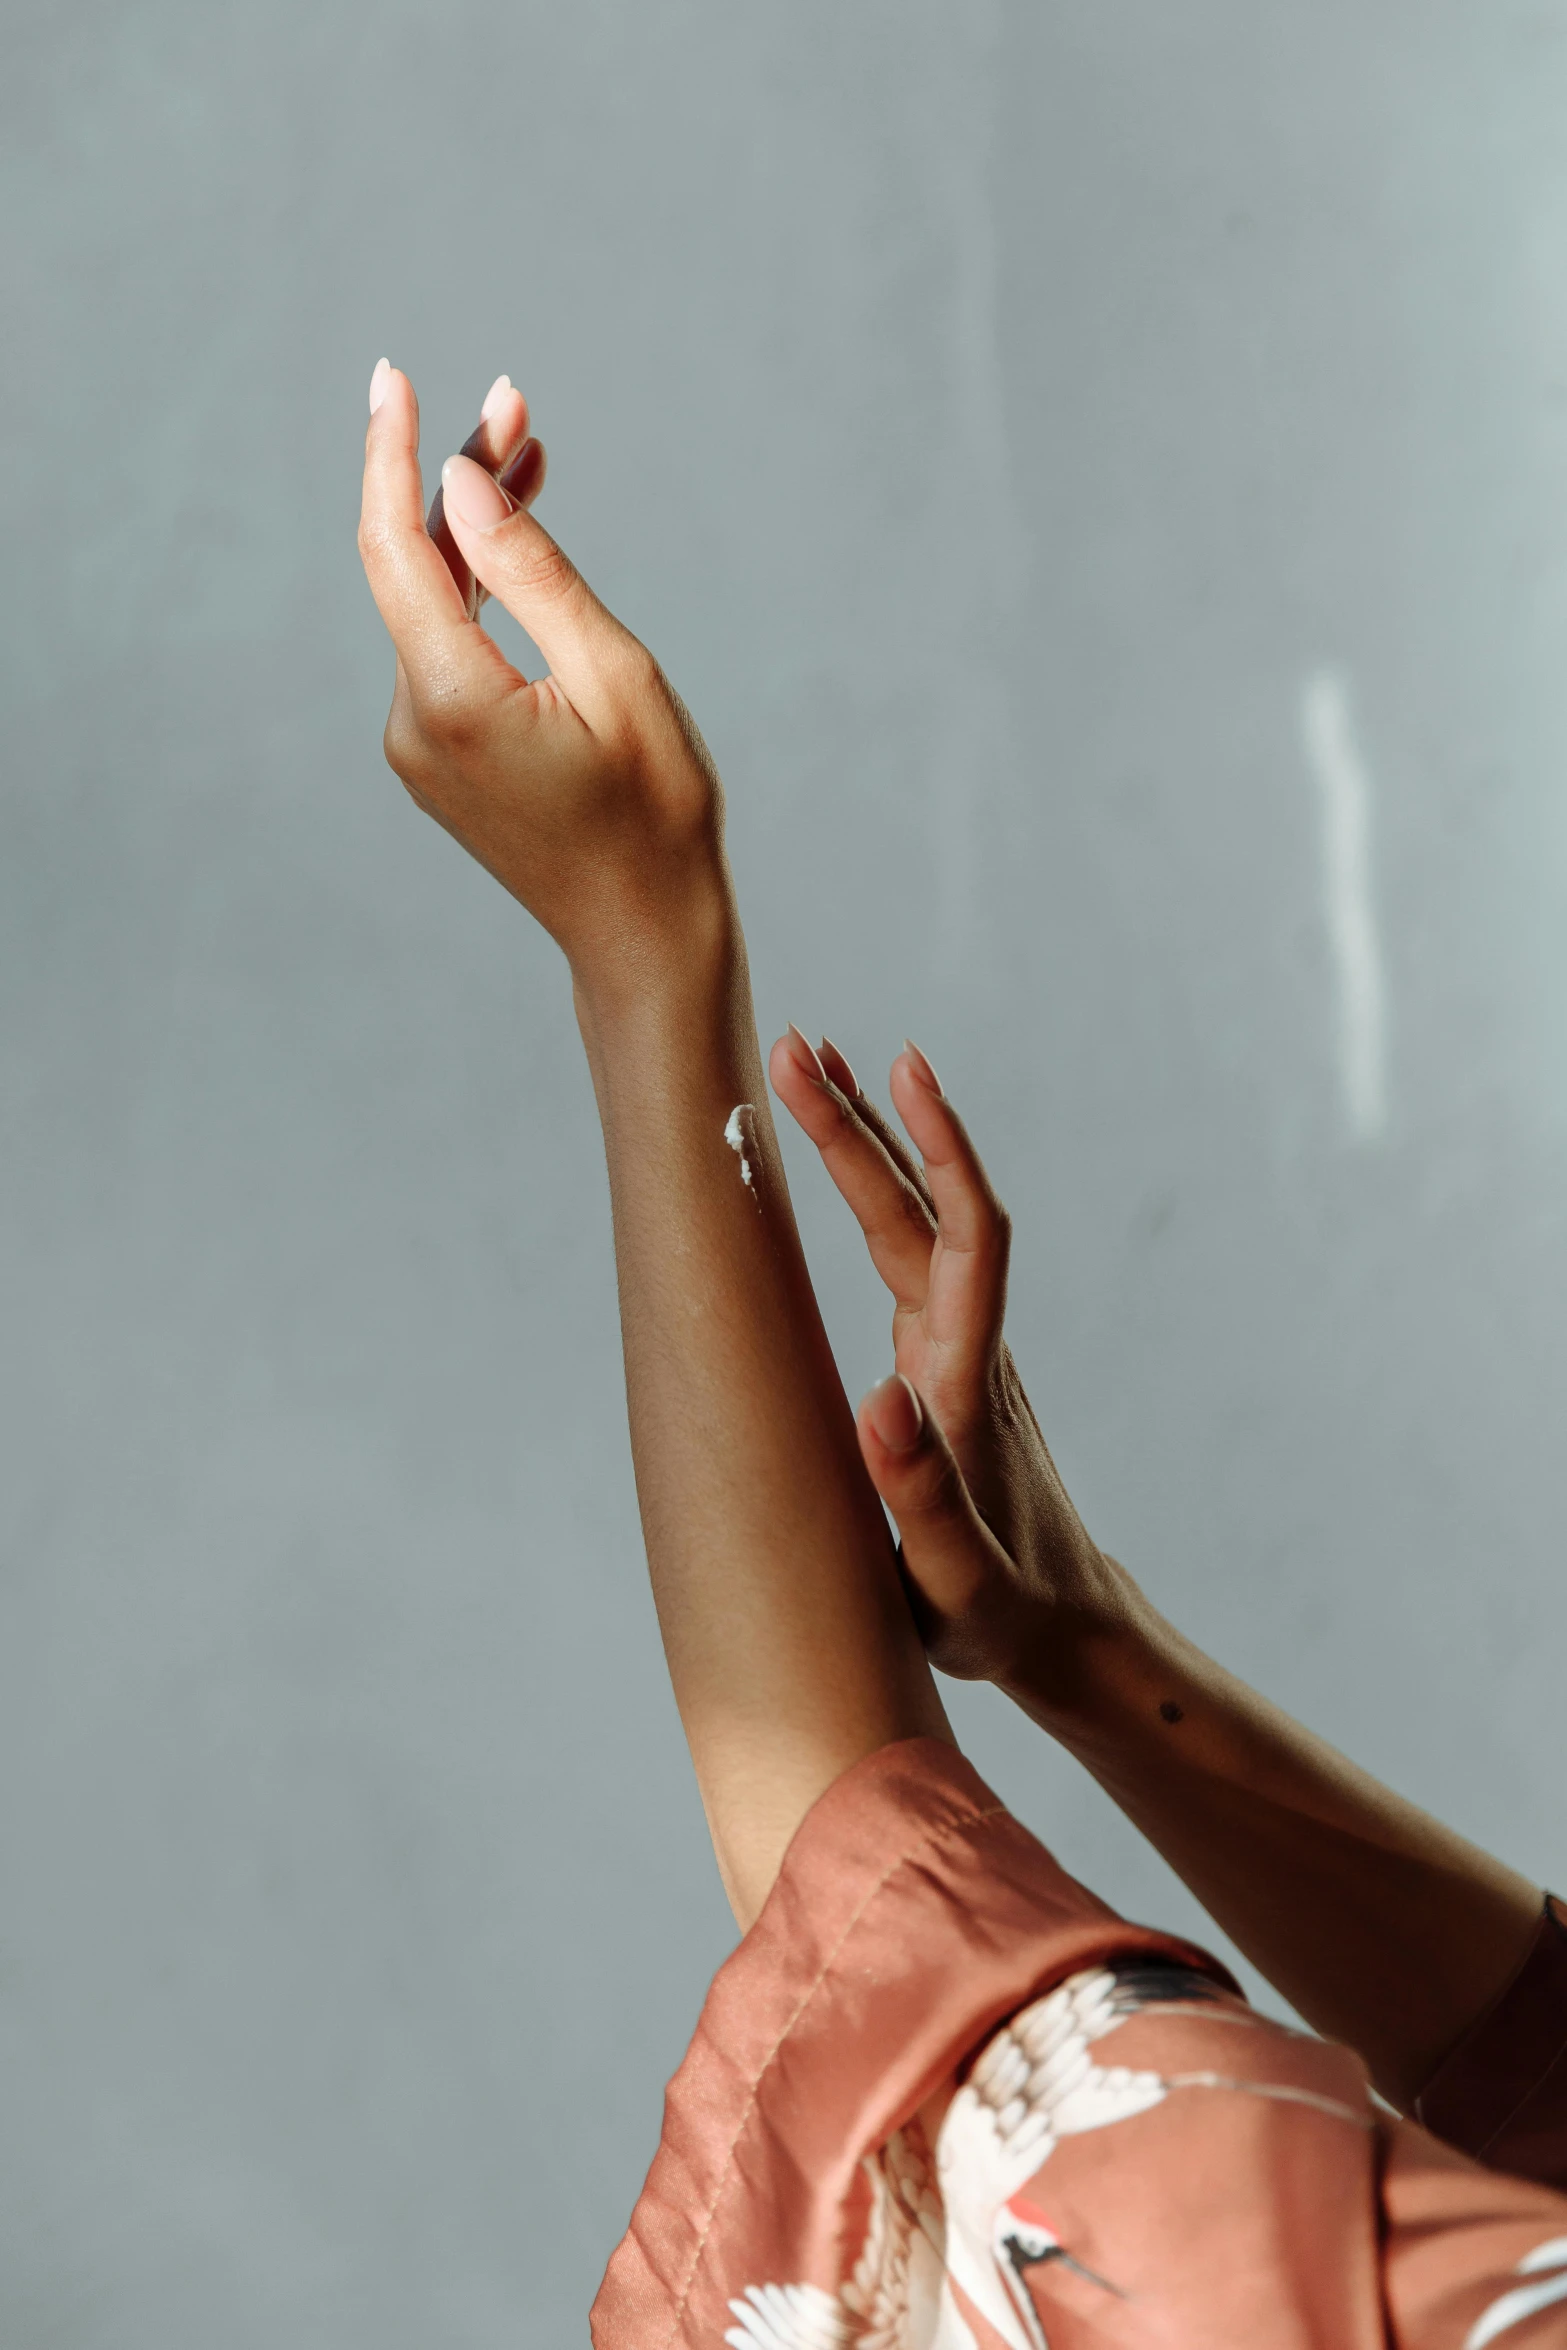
[659,1798,1011,2345]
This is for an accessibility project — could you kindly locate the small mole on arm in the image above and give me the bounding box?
[1159,1700,1185,1725]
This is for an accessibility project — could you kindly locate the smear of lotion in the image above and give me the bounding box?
[724,1104,758,1198]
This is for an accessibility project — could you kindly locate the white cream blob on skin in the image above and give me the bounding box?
[724,1104,759,1198]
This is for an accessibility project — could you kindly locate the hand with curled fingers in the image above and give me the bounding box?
[357,360,726,992]
[769,1027,1133,1695]
[772,1031,1560,2112]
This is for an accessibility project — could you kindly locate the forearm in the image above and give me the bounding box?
[359,372,951,1930]
[1004,1565,1542,2110]
[574,885,952,1930]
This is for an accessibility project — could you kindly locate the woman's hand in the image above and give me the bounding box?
[773,1030,1550,2101]
[357,362,727,997]
[769,1029,1130,1694]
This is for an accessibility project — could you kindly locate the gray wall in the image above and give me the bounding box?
[5,2,1567,2339]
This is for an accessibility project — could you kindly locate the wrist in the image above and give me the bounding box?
[568,854,740,1036]
[995,1558,1174,1740]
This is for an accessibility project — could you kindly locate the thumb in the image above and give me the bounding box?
[857,1374,1013,1676]
[438,453,631,725]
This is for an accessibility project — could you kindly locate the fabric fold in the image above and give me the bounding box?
[591,1739,1567,2348]
[591,1737,1234,2346]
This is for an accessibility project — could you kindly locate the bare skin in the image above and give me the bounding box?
[358,359,1541,2104]
[357,363,951,1933]
[770,1032,1546,2112]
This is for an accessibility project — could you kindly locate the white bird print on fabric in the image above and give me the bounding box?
[932,1962,1186,2349]
[723,2280,857,2350]
[726,2126,954,2350]
[1464,2235,1567,2349]
[839,2124,952,2349]
[724,1957,1365,2350]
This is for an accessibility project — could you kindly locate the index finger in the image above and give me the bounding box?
[428,373,532,617]
[818,1035,936,1217]
[769,1030,936,1310]
[357,364,494,708]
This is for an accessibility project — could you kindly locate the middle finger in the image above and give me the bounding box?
[818,1036,936,1217]
[428,375,532,616]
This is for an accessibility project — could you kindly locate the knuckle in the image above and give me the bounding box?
[357,515,393,572]
[512,530,581,605]
[411,688,478,756]
[596,645,666,758]
[619,640,664,701]
[414,700,459,750]
[381,707,424,782]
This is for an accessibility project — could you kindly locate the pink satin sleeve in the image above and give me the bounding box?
[590,1741,1567,2348]
[588,1736,1233,2346]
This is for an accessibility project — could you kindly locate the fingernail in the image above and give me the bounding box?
[480,372,513,423]
[441,453,516,533]
[903,1038,944,1096]
[873,1372,925,1453]
[818,1035,860,1096]
[369,357,392,415]
[782,1023,827,1084]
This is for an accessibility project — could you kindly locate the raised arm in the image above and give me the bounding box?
[357,366,950,1931]
[772,1032,1545,2112]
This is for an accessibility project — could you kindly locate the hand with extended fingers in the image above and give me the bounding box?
[357,360,727,993]
[769,1027,1133,1695]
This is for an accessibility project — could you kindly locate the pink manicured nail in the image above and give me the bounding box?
[440,454,516,532]
[902,1038,944,1096]
[783,1023,827,1084]
[817,1035,860,1097]
[369,357,391,414]
[870,1373,924,1453]
[480,372,513,423]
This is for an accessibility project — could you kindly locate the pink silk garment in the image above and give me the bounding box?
[591,1738,1567,2349]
